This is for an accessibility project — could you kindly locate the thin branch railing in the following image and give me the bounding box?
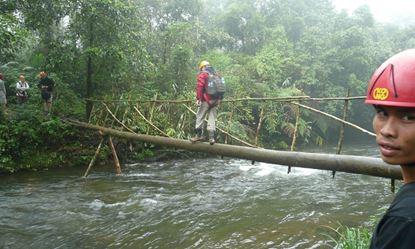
[85,96,365,103]
[83,95,379,180]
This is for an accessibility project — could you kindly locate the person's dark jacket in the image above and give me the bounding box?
[38,77,54,92]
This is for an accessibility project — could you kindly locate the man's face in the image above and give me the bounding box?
[373,105,415,165]
[19,76,25,82]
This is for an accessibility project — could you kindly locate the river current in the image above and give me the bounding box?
[0,143,399,248]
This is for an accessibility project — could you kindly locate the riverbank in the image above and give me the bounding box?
[0,110,206,174]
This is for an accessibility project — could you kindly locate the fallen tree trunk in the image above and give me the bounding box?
[66,119,402,180]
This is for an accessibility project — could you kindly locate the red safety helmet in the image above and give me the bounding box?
[365,49,415,107]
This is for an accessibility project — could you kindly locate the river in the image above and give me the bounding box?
[0,142,400,249]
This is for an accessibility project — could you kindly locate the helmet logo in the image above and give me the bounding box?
[373,88,389,100]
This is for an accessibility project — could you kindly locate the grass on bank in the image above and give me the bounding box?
[324,224,371,249]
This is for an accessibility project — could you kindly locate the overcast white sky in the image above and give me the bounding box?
[332,0,415,24]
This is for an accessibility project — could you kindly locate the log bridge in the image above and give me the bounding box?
[67,119,402,182]
[71,94,402,192]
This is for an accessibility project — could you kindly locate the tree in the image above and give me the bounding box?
[67,0,150,118]
[0,8,28,63]
[251,27,298,86]
[217,0,266,54]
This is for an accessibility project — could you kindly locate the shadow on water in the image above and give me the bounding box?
[0,141,398,249]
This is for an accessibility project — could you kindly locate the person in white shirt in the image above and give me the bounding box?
[16,74,30,104]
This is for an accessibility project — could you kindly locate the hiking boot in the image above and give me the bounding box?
[208,130,215,145]
[190,129,205,143]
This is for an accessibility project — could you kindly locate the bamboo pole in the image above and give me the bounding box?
[333,89,351,178]
[108,102,120,127]
[252,108,265,165]
[225,111,233,145]
[288,106,300,174]
[103,102,137,134]
[222,111,233,160]
[121,96,131,127]
[65,119,402,180]
[225,96,365,102]
[224,96,310,103]
[255,108,265,146]
[88,102,96,123]
[336,90,351,155]
[133,105,169,137]
[183,104,257,148]
[121,106,130,127]
[307,96,365,101]
[178,106,188,131]
[291,102,375,137]
[147,93,158,135]
[85,96,310,103]
[95,103,109,126]
[83,137,105,177]
[108,136,122,175]
[85,96,366,104]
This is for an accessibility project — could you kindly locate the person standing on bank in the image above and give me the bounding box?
[0,73,7,114]
[366,49,415,248]
[16,74,30,104]
[37,71,54,114]
[190,61,223,145]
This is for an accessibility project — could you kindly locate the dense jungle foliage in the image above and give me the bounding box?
[1,0,415,174]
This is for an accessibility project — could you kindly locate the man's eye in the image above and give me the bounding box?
[375,109,387,117]
[402,114,415,121]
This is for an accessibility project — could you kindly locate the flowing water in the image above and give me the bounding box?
[0,143,399,249]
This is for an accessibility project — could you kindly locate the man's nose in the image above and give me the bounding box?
[380,117,398,138]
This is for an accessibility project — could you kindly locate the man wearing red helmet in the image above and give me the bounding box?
[366,49,415,248]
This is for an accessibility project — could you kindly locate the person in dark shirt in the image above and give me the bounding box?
[37,71,55,114]
[365,49,415,248]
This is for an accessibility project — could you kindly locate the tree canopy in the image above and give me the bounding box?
[1,0,414,155]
